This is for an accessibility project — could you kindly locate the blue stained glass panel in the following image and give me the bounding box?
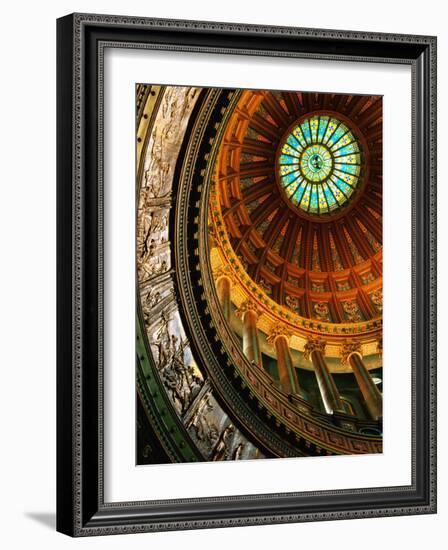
[309,186,319,211]
[283,171,299,185]
[334,163,360,176]
[333,170,357,186]
[278,115,362,216]
[333,143,359,157]
[331,176,352,197]
[293,127,308,149]
[336,154,360,165]
[323,119,338,143]
[301,185,311,208]
[279,154,296,165]
[317,186,327,209]
[322,183,337,208]
[327,180,345,204]
[327,124,347,146]
[292,180,307,203]
[280,164,297,176]
[318,117,329,142]
[286,134,301,151]
[310,117,319,142]
[300,121,312,144]
[285,180,300,197]
[282,143,301,157]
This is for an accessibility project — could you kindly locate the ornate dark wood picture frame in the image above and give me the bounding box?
[57,13,437,537]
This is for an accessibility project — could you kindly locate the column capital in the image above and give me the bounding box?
[213,264,236,285]
[340,340,363,366]
[235,299,262,320]
[303,337,326,361]
[266,323,293,345]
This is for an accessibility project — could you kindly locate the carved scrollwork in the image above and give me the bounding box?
[285,294,300,313]
[340,340,363,365]
[153,313,204,415]
[212,264,236,285]
[210,424,236,461]
[370,288,383,312]
[342,300,363,322]
[313,301,330,321]
[187,395,219,446]
[258,278,272,296]
[235,299,262,320]
[266,323,293,345]
[303,338,327,361]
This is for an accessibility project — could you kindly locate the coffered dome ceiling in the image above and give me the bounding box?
[213,89,382,325]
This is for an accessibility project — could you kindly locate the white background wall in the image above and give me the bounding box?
[0,1,445,548]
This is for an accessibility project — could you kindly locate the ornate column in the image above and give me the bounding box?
[303,338,345,414]
[267,325,299,395]
[341,341,382,421]
[235,300,263,367]
[213,266,234,321]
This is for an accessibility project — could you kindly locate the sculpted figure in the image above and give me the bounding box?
[211,424,235,461]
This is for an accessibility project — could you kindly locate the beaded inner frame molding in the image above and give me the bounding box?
[56,13,437,537]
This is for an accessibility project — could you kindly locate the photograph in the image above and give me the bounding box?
[136,85,384,464]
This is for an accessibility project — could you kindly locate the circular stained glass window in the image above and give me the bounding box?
[278,116,362,215]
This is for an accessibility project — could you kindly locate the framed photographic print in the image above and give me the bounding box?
[57,13,437,536]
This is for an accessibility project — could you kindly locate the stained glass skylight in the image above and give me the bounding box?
[278,116,362,215]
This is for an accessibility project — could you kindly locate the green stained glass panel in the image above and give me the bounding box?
[278,115,362,216]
